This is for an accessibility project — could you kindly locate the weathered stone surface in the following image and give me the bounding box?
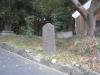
[42,23,56,54]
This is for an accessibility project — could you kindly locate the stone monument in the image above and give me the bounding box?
[42,23,56,54]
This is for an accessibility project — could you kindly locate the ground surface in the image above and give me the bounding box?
[0,35,100,72]
[0,48,66,75]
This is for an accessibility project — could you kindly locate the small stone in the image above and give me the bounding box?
[75,64,81,67]
[25,49,30,53]
[51,59,57,64]
[71,61,77,66]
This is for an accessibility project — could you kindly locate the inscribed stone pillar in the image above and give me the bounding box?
[42,23,56,54]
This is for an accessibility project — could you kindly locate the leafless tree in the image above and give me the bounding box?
[71,0,100,36]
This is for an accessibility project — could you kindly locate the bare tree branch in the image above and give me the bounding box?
[90,0,100,14]
[93,2,100,14]
[71,0,88,20]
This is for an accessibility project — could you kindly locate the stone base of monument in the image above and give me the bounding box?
[0,30,15,35]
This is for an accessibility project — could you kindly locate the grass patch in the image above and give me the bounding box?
[0,35,41,48]
[45,51,81,64]
[0,35,43,55]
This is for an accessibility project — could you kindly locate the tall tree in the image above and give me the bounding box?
[71,0,100,36]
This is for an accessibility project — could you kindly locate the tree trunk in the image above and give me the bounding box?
[71,0,100,36]
[82,13,96,36]
[87,13,96,36]
[83,21,87,36]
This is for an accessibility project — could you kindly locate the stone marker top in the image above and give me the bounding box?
[43,23,54,30]
[44,23,54,26]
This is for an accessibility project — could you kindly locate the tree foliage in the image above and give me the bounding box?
[0,0,88,35]
[0,0,33,33]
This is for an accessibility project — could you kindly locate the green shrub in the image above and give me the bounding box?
[50,7,71,32]
[20,15,35,37]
